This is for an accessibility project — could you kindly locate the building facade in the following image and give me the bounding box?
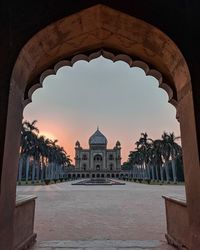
[75,128,121,171]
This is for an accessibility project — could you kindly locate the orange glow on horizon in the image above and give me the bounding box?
[39,128,130,165]
[39,131,57,141]
[23,57,180,165]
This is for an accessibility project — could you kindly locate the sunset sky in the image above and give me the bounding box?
[23,57,180,163]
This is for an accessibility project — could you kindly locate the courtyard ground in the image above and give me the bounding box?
[17,180,185,249]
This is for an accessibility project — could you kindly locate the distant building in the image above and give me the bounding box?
[75,128,121,171]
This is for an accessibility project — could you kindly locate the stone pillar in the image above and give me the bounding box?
[179,88,200,249]
[0,82,23,250]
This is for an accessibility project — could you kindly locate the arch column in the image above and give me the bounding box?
[179,87,200,248]
[0,82,24,250]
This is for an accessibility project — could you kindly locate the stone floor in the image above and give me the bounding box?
[31,239,175,249]
[17,180,185,249]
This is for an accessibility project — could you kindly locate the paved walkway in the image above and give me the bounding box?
[31,239,175,249]
[17,180,185,249]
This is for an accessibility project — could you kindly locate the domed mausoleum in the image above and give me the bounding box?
[89,128,107,147]
[75,128,121,171]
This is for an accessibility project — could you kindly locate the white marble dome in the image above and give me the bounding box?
[89,128,107,145]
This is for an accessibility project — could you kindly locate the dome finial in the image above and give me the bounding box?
[89,127,107,145]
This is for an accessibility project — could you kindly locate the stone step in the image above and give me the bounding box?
[32,240,174,250]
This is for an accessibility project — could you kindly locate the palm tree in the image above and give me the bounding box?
[161,132,172,183]
[18,123,27,184]
[18,120,73,185]
[135,133,153,181]
[128,150,142,180]
[146,144,155,181]
[20,120,39,184]
[160,132,182,183]
[47,139,58,180]
[56,146,71,180]
[167,132,182,183]
[128,132,182,184]
[150,139,163,182]
[38,136,50,183]
[29,132,40,184]
[44,140,71,182]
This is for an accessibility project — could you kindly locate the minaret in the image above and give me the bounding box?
[115,141,121,170]
[75,141,81,170]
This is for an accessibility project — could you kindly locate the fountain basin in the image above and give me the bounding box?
[72,178,125,185]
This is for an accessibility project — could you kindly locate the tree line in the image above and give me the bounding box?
[122,132,184,183]
[17,120,71,184]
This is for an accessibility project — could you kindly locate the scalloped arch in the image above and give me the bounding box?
[11,4,191,114]
[23,50,177,110]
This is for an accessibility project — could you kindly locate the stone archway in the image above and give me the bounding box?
[1,4,200,250]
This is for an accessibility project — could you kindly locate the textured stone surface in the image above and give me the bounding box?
[14,195,37,249]
[17,180,184,245]
[30,239,176,249]
[38,239,160,247]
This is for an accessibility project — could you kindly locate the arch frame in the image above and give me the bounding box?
[11,4,191,106]
[1,4,200,250]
